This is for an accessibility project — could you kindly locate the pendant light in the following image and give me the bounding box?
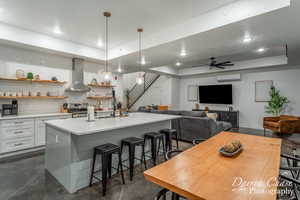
[103,12,111,80]
[136,28,144,85]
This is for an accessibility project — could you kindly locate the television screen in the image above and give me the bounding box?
[199,84,232,104]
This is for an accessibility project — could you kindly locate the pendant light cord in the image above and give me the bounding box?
[105,15,108,73]
[103,12,111,74]
[139,31,141,71]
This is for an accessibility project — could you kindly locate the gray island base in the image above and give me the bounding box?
[45,112,180,193]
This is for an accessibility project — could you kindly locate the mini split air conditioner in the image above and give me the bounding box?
[217,74,241,82]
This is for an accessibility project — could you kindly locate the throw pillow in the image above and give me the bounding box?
[207,113,218,121]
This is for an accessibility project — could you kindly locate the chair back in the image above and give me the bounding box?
[165,150,183,160]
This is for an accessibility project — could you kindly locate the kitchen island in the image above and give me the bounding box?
[45,112,181,193]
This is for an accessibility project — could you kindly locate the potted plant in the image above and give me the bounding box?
[265,86,289,116]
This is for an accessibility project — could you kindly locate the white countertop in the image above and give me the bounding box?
[46,112,181,135]
[0,113,72,120]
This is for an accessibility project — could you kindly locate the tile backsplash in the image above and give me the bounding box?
[0,44,123,115]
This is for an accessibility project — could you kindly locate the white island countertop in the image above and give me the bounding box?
[46,112,181,136]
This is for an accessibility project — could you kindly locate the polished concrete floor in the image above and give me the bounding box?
[1,128,300,200]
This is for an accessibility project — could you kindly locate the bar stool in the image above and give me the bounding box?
[144,132,166,166]
[89,143,125,196]
[120,137,147,181]
[160,129,179,151]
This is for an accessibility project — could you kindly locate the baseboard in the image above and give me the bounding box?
[0,147,45,163]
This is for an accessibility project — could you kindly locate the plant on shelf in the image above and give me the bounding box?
[265,86,289,116]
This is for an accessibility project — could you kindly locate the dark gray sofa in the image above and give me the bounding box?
[138,107,232,142]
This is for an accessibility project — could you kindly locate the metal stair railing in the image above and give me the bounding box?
[127,72,160,109]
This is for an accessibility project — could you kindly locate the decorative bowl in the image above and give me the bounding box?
[219,145,243,157]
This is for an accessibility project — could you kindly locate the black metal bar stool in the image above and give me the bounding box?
[144,132,166,166]
[120,137,147,181]
[89,143,125,196]
[160,129,179,151]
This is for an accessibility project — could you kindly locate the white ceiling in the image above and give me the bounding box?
[0,0,237,50]
[0,0,298,75]
[110,0,300,73]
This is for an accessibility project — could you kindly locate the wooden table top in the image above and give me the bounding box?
[144,132,282,200]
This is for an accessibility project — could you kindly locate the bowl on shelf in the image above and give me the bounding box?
[16,69,25,79]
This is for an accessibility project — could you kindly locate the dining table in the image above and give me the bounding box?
[144,132,282,200]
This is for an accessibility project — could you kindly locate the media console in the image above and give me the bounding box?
[192,109,239,128]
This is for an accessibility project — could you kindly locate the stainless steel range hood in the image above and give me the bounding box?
[65,58,91,93]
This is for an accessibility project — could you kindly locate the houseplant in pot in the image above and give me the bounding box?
[265,86,289,116]
[263,86,294,135]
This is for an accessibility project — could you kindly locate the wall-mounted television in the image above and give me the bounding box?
[199,84,232,104]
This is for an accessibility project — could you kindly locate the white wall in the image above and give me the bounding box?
[0,44,122,115]
[131,75,180,110]
[179,68,300,129]
[122,72,144,91]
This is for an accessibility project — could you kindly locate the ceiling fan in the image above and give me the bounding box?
[209,57,234,69]
[192,57,234,69]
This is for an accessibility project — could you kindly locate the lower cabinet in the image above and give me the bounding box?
[2,137,35,153]
[0,118,35,154]
[35,119,47,146]
[0,114,71,154]
[35,115,70,146]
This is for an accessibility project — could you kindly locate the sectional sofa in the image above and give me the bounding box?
[138,108,232,142]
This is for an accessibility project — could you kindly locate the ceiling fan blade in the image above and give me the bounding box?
[216,61,232,66]
[190,63,208,68]
[222,63,234,66]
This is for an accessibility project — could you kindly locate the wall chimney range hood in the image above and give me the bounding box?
[65,58,91,93]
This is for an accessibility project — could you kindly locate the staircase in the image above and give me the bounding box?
[126,72,160,110]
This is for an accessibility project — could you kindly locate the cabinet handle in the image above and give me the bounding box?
[14,131,23,134]
[14,121,24,124]
[14,143,24,146]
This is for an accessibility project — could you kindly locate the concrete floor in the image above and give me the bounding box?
[1,128,300,200]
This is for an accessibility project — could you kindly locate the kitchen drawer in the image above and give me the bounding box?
[1,137,34,153]
[1,119,34,128]
[2,127,34,140]
[2,123,34,132]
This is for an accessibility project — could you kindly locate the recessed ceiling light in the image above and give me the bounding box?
[180,50,187,57]
[175,62,181,66]
[243,36,252,43]
[257,47,266,53]
[53,26,62,35]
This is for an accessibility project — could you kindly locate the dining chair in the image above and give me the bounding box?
[154,150,184,200]
[279,154,300,199]
[192,138,206,145]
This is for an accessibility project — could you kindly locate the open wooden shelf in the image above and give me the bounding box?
[0,77,67,84]
[0,96,68,99]
[87,96,113,100]
[88,84,115,88]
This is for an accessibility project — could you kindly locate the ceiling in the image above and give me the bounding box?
[0,0,298,75]
[109,0,300,73]
[0,0,237,50]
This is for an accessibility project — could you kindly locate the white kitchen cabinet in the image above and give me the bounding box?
[1,118,34,128]
[1,127,34,140]
[0,114,71,155]
[35,115,70,146]
[1,137,35,153]
[0,118,35,153]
